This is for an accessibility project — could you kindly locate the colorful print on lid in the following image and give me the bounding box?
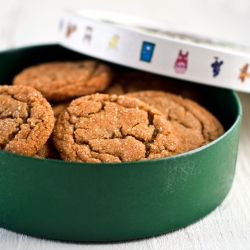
[66,23,77,38]
[211,57,223,77]
[108,35,119,50]
[239,63,250,82]
[83,26,93,43]
[58,19,64,31]
[174,50,189,74]
[140,41,155,63]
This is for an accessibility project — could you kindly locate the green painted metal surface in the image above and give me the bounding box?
[0,45,242,242]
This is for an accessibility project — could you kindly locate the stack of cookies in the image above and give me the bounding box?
[0,59,224,162]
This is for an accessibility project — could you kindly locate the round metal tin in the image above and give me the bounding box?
[0,44,242,242]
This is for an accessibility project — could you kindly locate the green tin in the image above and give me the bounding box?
[0,45,242,242]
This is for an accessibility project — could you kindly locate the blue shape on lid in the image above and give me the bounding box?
[211,57,223,77]
[140,42,155,63]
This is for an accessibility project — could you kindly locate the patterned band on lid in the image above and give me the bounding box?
[58,9,250,93]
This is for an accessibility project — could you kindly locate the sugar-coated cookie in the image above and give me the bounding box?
[0,85,55,156]
[53,93,179,162]
[126,90,224,153]
[13,60,113,101]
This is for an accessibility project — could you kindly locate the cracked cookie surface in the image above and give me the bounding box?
[126,91,224,153]
[13,60,113,101]
[52,93,179,162]
[0,85,55,156]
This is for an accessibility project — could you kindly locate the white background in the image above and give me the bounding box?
[1,0,250,49]
[0,1,250,250]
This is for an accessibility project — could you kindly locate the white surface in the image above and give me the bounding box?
[0,1,250,249]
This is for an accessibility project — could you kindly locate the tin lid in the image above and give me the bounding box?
[58,9,250,93]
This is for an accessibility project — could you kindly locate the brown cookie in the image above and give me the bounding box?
[35,137,60,159]
[105,70,203,103]
[13,60,113,101]
[126,90,224,153]
[53,93,179,162]
[0,85,55,156]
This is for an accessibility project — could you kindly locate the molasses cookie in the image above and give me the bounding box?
[105,70,203,103]
[0,85,55,156]
[53,93,179,162]
[13,60,113,101]
[35,137,60,159]
[126,90,224,153]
